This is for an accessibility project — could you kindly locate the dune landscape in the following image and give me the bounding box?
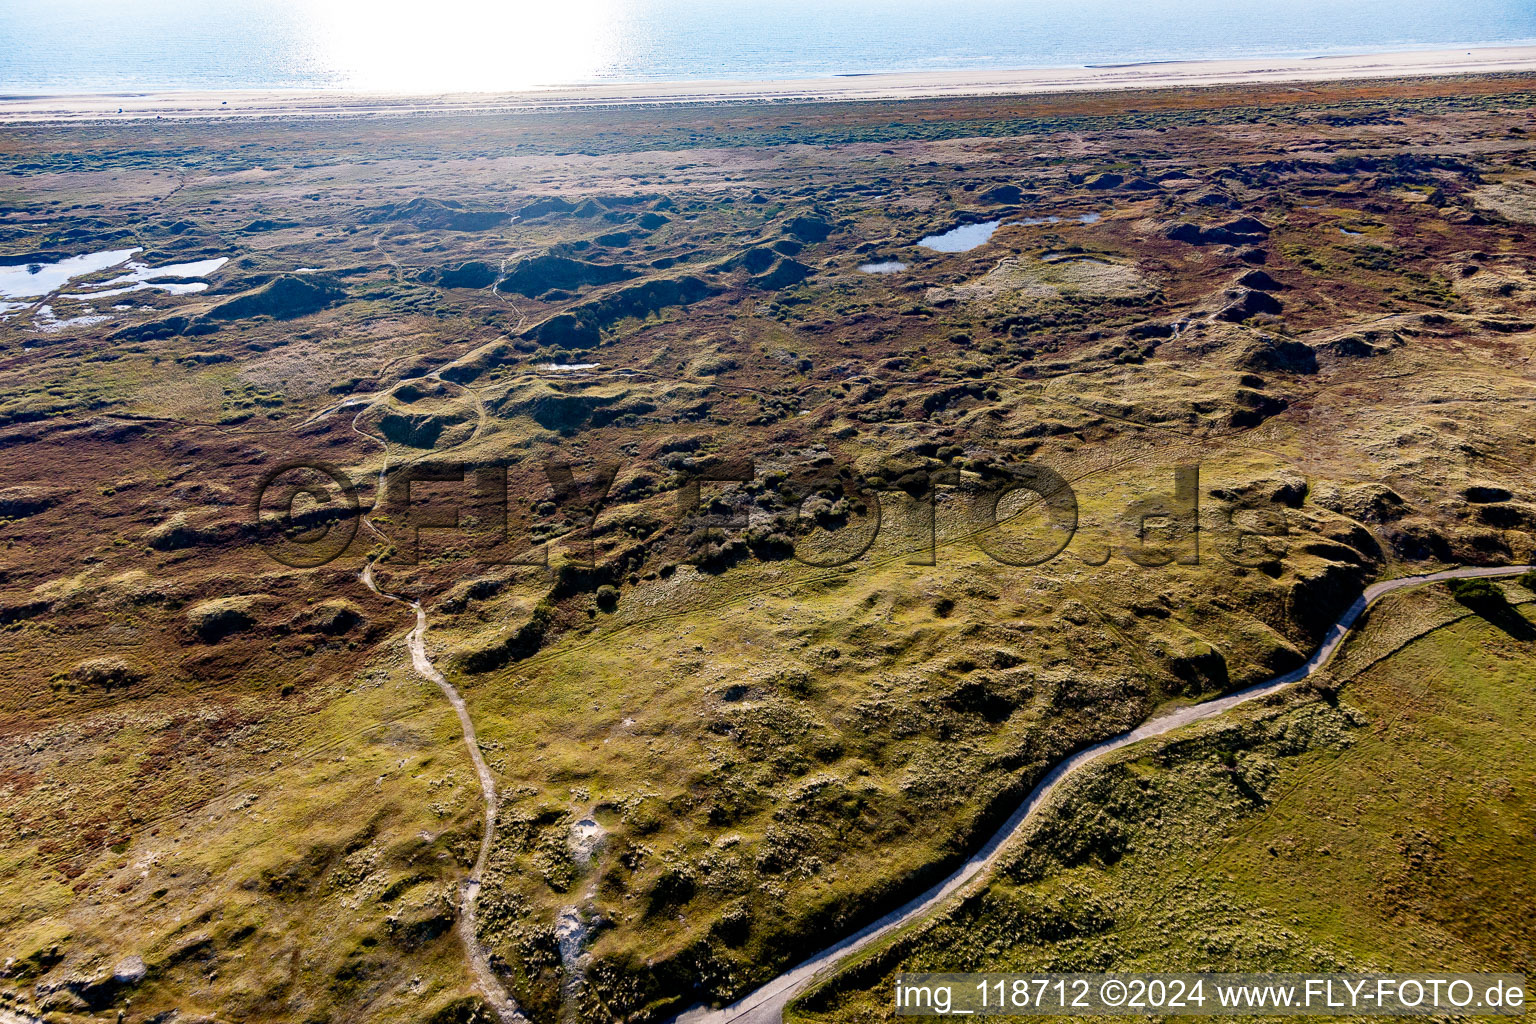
[0,60,1534,1024]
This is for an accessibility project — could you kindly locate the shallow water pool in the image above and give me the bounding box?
[917,221,1004,252]
[0,247,141,299]
[917,212,1102,252]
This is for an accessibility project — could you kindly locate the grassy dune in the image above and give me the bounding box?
[2,70,1535,1024]
[794,582,1536,1021]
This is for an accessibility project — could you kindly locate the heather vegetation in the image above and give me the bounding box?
[1,73,1534,1024]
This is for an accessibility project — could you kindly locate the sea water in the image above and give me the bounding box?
[0,0,1533,94]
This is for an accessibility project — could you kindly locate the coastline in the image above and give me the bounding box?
[1,44,1534,122]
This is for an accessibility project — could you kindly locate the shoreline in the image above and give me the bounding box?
[1,44,1535,122]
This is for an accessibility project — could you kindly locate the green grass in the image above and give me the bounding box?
[794,590,1536,1022]
[5,70,1536,1024]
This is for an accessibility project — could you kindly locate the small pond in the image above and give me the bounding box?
[0,247,142,300]
[917,212,1103,252]
[0,247,231,330]
[917,220,1005,253]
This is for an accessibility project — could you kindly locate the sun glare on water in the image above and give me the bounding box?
[305,0,627,91]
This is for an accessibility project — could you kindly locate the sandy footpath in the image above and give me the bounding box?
[2,44,1535,122]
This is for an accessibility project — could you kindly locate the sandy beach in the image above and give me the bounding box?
[2,44,1534,122]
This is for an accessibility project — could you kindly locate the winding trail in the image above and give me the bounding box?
[324,352,522,1019]
[670,564,1534,1024]
[360,563,526,1023]
[292,249,1531,1023]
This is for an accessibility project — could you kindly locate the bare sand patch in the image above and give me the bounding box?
[929,253,1154,307]
[1470,181,1536,224]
